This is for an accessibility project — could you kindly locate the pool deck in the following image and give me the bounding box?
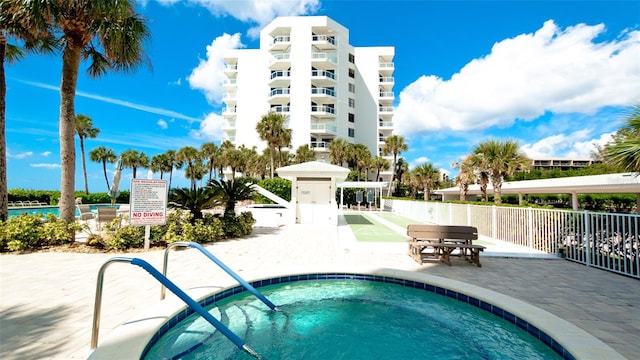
[0,210,638,359]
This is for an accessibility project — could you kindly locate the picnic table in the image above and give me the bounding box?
[407,224,486,267]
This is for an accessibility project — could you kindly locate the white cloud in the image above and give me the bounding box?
[30,163,60,169]
[10,151,33,159]
[41,151,51,157]
[157,119,168,129]
[394,20,640,136]
[189,112,225,140]
[521,129,614,159]
[158,0,320,37]
[410,156,430,169]
[187,33,244,104]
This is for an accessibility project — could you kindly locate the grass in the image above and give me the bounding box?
[343,213,407,243]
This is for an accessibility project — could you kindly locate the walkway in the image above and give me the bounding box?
[0,213,638,359]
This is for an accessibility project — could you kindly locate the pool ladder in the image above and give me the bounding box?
[91,242,278,359]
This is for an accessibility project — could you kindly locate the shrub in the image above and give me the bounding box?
[221,211,255,238]
[256,178,292,202]
[104,225,145,250]
[0,214,79,252]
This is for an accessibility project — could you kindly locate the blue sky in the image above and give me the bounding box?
[5,0,640,192]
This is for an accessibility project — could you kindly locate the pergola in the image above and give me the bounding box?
[435,172,640,212]
[337,181,388,210]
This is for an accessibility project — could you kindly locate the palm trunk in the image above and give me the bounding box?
[80,137,89,194]
[387,155,397,196]
[102,161,110,189]
[59,46,81,226]
[0,37,8,221]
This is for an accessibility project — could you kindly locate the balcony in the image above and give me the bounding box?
[223,79,236,90]
[223,64,237,76]
[222,92,236,106]
[311,105,336,118]
[222,107,236,116]
[311,52,337,70]
[270,35,291,51]
[310,141,331,151]
[270,105,290,114]
[310,121,337,135]
[222,120,236,130]
[269,70,291,87]
[379,106,394,114]
[269,53,291,70]
[311,87,335,100]
[311,35,336,50]
[311,70,336,86]
[268,87,290,103]
[379,120,393,128]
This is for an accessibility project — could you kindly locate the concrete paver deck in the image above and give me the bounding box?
[1,214,638,359]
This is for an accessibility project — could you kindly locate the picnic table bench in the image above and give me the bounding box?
[407,224,486,267]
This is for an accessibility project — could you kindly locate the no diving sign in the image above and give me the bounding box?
[130,179,168,226]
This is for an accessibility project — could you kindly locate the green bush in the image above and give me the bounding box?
[220,211,255,238]
[104,225,145,250]
[256,178,291,203]
[0,213,79,251]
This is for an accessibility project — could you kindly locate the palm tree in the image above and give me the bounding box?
[294,144,316,163]
[163,150,177,189]
[256,111,288,178]
[75,114,100,194]
[372,156,390,182]
[14,1,151,225]
[473,139,530,203]
[383,135,408,196]
[413,162,439,200]
[0,2,56,221]
[208,178,256,218]
[89,146,116,191]
[218,140,236,180]
[175,146,202,191]
[451,156,476,201]
[350,143,371,181]
[224,146,245,180]
[466,153,490,202]
[150,153,174,180]
[604,105,640,172]
[168,186,219,222]
[120,149,149,179]
[329,138,349,166]
[201,142,220,181]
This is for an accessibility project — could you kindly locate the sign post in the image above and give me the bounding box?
[129,176,168,250]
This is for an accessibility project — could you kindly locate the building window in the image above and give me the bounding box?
[348,53,355,63]
[348,68,355,78]
[348,83,355,93]
[348,128,355,137]
[348,113,355,123]
[348,98,355,108]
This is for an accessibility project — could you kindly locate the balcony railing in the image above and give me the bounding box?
[271,105,290,113]
[311,87,335,97]
[272,36,290,45]
[379,106,393,112]
[312,35,336,45]
[311,52,337,64]
[271,53,290,61]
[311,105,335,114]
[379,76,394,83]
[379,121,393,127]
[311,70,336,80]
[269,88,290,97]
[270,70,291,80]
[310,141,331,150]
[379,91,394,98]
[379,62,394,69]
[310,122,337,134]
[385,199,640,279]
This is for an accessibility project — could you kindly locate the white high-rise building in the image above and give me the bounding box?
[222,16,395,169]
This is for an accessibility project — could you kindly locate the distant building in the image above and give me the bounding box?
[222,16,395,172]
[530,158,600,171]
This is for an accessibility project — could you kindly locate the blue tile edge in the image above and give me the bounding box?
[141,273,575,360]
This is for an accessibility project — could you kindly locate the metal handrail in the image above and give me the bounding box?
[91,257,262,359]
[161,242,278,311]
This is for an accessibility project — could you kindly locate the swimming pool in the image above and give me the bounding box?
[89,266,625,360]
[143,276,564,359]
[7,204,120,218]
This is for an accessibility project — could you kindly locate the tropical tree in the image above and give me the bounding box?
[451,156,476,201]
[168,186,219,222]
[256,112,288,178]
[329,138,350,166]
[89,146,116,191]
[604,105,640,173]
[75,114,99,194]
[175,146,202,191]
[150,152,174,180]
[383,135,408,196]
[224,145,245,180]
[208,178,256,217]
[294,144,316,163]
[120,149,149,179]
[472,139,530,203]
[350,143,371,181]
[201,142,219,181]
[466,153,490,201]
[372,156,390,182]
[412,162,440,200]
[0,2,56,221]
[218,140,236,180]
[13,0,151,225]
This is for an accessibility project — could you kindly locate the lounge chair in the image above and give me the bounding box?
[97,207,120,230]
[8,201,14,207]
[76,204,95,221]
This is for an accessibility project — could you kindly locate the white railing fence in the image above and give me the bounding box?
[383,199,639,279]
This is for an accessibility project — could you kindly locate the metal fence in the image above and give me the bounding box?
[383,199,639,279]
